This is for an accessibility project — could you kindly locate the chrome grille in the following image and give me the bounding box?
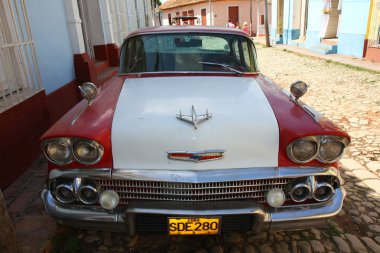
[96,178,292,204]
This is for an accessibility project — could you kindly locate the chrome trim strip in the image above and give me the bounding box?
[49,168,112,180]
[48,167,344,185]
[111,167,343,184]
[71,105,88,126]
[125,201,268,218]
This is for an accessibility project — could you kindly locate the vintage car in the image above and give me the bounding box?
[41,26,350,236]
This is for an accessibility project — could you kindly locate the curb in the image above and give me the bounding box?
[255,41,380,74]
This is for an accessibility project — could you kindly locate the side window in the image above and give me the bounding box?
[231,39,241,62]
[242,40,251,70]
[125,37,146,73]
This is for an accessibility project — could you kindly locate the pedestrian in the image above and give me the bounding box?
[235,22,240,29]
[242,21,249,34]
[226,19,235,28]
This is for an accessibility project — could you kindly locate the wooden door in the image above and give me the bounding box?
[201,9,207,26]
[228,6,239,26]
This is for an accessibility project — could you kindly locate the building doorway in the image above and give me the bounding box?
[201,9,207,26]
[228,6,239,26]
[319,0,341,42]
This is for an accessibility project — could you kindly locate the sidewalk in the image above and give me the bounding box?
[3,156,55,253]
[254,37,380,73]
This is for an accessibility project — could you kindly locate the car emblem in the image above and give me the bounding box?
[177,105,212,129]
[167,150,225,162]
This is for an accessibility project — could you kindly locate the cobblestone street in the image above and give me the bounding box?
[4,46,380,253]
[257,45,380,174]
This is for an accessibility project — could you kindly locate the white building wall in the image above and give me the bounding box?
[161,0,271,36]
[161,2,211,26]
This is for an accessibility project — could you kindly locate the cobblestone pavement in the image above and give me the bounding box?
[257,45,380,174]
[5,46,380,253]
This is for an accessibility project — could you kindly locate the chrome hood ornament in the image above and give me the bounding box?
[176,105,212,129]
[167,150,225,162]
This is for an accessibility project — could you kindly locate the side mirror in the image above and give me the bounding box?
[290,81,308,102]
[79,82,97,105]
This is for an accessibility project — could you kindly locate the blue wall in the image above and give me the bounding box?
[305,0,370,57]
[26,0,75,94]
[270,0,301,45]
[337,0,370,57]
[305,0,323,49]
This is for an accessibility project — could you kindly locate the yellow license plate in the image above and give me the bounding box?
[168,217,220,235]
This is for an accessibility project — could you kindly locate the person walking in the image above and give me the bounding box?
[242,21,249,34]
[226,19,235,28]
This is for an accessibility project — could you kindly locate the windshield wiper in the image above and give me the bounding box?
[198,61,243,75]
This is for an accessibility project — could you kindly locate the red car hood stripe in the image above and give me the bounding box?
[41,76,126,170]
[256,75,350,167]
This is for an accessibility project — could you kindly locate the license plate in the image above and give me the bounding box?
[168,217,220,235]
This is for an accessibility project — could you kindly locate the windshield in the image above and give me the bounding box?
[120,33,258,74]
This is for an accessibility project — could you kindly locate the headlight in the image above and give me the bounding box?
[287,136,349,164]
[266,188,286,207]
[54,183,76,203]
[73,140,104,165]
[287,138,317,163]
[319,138,345,163]
[99,190,120,210]
[44,140,72,165]
[78,180,99,204]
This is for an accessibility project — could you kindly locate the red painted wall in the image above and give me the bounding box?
[0,43,120,189]
[46,80,81,124]
[0,80,81,188]
[366,47,380,63]
[0,92,50,188]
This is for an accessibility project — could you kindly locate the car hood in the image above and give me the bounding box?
[111,76,279,170]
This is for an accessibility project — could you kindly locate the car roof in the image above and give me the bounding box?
[126,26,250,39]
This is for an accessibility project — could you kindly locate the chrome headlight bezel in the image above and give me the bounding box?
[43,138,73,165]
[287,136,349,164]
[42,138,104,165]
[286,136,318,163]
[73,140,104,165]
[318,136,349,163]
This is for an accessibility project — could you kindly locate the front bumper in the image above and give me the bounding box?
[41,186,346,234]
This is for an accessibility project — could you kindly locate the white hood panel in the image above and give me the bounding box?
[112,76,279,170]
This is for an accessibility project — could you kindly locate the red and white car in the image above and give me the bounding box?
[41,26,350,236]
